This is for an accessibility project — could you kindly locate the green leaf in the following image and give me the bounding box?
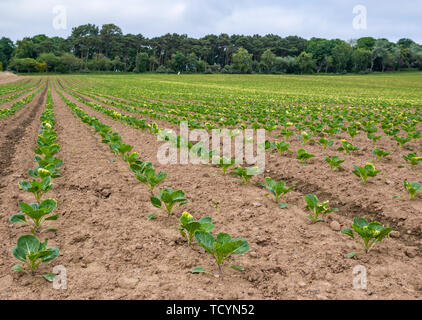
[150,196,162,208]
[279,203,288,209]
[192,267,206,274]
[195,231,215,254]
[45,213,60,221]
[9,214,27,223]
[39,199,57,213]
[231,265,245,271]
[347,252,356,259]
[12,264,25,272]
[147,214,158,220]
[43,273,55,282]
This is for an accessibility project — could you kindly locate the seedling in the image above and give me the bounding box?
[19,176,53,203]
[338,140,360,154]
[231,166,260,185]
[352,162,380,183]
[176,212,214,245]
[341,218,392,254]
[297,131,313,144]
[325,155,344,171]
[317,138,334,149]
[194,232,250,278]
[151,188,189,216]
[279,128,294,141]
[402,153,422,168]
[404,180,422,200]
[12,235,59,281]
[9,199,59,233]
[135,167,167,192]
[216,157,237,175]
[394,136,411,149]
[304,194,337,223]
[296,148,315,165]
[273,141,292,154]
[372,148,390,161]
[258,177,295,203]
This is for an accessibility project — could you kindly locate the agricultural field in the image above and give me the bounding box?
[0,72,421,300]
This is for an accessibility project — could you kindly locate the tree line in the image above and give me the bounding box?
[1,23,422,74]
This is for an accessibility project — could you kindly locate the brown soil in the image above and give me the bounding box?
[0,80,421,300]
[0,72,26,85]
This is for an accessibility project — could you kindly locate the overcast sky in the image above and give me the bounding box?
[1,0,421,43]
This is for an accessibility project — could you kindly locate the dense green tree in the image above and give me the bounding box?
[37,53,60,72]
[135,52,149,73]
[332,42,352,72]
[296,52,315,74]
[260,49,276,73]
[0,37,15,68]
[232,48,253,73]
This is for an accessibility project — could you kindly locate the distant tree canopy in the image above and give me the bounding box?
[3,23,422,74]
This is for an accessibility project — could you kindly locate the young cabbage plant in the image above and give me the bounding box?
[9,199,59,233]
[296,148,315,165]
[352,162,380,183]
[404,180,422,200]
[176,212,214,245]
[338,140,360,154]
[273,141,292,155]
[346,126,360,139]
[135,167,167,192]
[325,156,345,171]
[194,232,250,278]
[258,177,295,203]
[372,148,391,161]
[231,166,260,185]
[12,235,59,281]
[394,136,411,149]
[216,157,237,175]
[297,131,313,145]
[19,176,53,203]
[317,138,334,149]
[150,188,189,216]
[367,133,382,144]
[279,128,294,141]
[402,153,422,168]
[341,218,392,254]
[304,194,337,223]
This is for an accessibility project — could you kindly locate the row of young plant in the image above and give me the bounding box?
[0,79,43,106]
[9,85,62,281]
[65,79,421,153]
[0,84,44,119]
[55,83,251,277]
[61,82,401,263]
[64,81,422,193]
[59,81,419,251]
[0,78,37,96]
[261,139,422,198]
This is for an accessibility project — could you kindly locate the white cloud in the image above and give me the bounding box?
[0,0,421,43]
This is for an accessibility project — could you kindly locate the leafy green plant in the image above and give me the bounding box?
[176,212,214,245]
[352,162,380,183]
[194,232,250,278]
[151,188,189,216]
[404,180,422,200]
[279,128,294,141]
[317,137,334,149]
[325,155,345,171]
[258,177,295,203]
[297,131,313,144]
[9,199,59,233]
[304,194,337,223]
[231,166,260,185]
[19,176,53,203]
[12,235,59,281]
[402,153,422,168]
[372,148,390,161]
[272,141,292,154]
[338,140,360,154]
[394,136,411,148]
[134,167,167,192]
[296,148,315,165]
[341,218,392,254]
[216,157,237,175]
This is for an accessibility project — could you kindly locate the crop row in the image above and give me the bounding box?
[0,84,44,119]
[9,84,62,281]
